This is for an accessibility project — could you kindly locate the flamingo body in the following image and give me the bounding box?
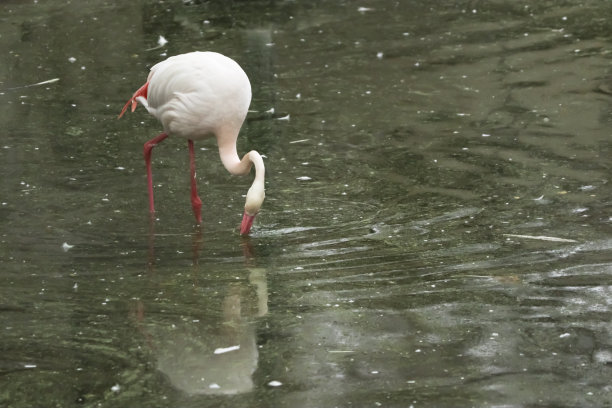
[119,51,265,235]
[143,52,251,142]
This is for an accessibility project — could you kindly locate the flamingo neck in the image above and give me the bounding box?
[218,135,266,216]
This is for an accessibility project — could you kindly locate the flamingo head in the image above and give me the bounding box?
[240,181,265,235]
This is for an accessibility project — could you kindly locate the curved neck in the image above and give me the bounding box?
[218,133,265,181]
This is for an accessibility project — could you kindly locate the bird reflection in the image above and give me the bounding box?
[133,224,267,395]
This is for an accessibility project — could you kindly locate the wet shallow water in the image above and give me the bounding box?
[1,0,611,407]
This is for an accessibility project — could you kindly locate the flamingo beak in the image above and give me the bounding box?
[240,212,256,235]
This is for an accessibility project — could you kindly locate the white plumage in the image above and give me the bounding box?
[119,51,265,235]
[141,52,251,141]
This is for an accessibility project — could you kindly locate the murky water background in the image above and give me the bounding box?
[1,0,611,407]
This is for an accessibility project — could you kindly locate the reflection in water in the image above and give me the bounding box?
[137,227,267,395]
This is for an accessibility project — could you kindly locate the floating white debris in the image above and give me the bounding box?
[289,139,310,144]
[358,7,374,12]
[24,364,37,369]
[61,242,74,252]
[296,176,312,181]
[209,383,220,389]
[214,345,240,354]
[481,133,491,137]
[111,384,121,392]
[376,51,384,59]
[265,107,275,114]
[533,195,545,201]
[115,166,125,170]
[7,78,60,91]
[68,57,76,63]
[559,333,571,338]
[503,234,577,243]
[158,35,168,47]
[268,380,282,387]
[276,114,290,121]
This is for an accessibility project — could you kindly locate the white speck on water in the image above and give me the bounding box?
[277,114,290,121]
[371,370,379,374]
[294,266,304,270]
[357,7,373,12]
[24,364,37,369]
[68,57,76,63]
[296,176,312,181]
[265,107,275,114]
[268,380,282,387]
[115,166,125,170]
[157,35,168,46]
[482,133,491,137]
[296,93,301,99]
[289,139,309,144]
[209,383,220,389]
[61,242,74,252]
[579,185,595,191]
[214,345,240,354]
[560,333,571,338]
[73,283,78,290]
[111,384,121,392]
[376,51,384,59]
[533,195,545,201]
[572,207,588,213]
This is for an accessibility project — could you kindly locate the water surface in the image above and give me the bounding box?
[1,1,611,407]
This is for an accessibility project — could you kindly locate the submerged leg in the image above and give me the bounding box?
[143,132,169,215]
[188,139,203,223]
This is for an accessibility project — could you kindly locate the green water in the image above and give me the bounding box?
[1,0,611,407]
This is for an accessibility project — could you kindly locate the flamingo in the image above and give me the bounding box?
[118,51,265,235]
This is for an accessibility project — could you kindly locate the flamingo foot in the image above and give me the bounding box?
[191,196,202,224]
[118,81,149,118]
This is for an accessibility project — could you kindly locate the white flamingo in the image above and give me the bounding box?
[119,51,265,235]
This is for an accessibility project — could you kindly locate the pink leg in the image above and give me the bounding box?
[143,132,169,215]
[188,140,202,223]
